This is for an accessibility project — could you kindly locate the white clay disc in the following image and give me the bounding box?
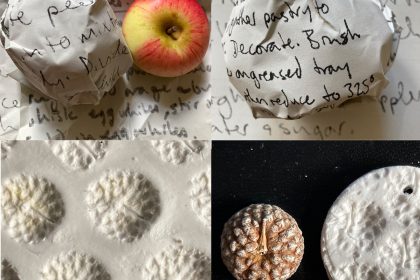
[321,166,420,280]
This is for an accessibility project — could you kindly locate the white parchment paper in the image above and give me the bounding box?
[212,0,420,139]
[0,0,211,140]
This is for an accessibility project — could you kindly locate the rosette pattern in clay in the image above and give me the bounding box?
[40,251,111,280]
[1,175,65,244]
[151,140,206,165]
[140,243,211,280]
[86,170,160,242]
[49,140,108,170]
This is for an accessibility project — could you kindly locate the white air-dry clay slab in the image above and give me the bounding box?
[1,140,211,280]
[321,166,420,280]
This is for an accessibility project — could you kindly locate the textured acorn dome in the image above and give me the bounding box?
[221,204,304,280]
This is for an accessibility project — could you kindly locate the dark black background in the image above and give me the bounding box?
[212,141,420,279]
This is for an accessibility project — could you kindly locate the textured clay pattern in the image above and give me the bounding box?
[40,251,111,280]
[221,204,304,280]
[2,259,20,280]
[86,170,160,242]
[2,141,210,279]
[321,166,420,280]
[49,141,108,170]
[1,175,65,244]
[151,140,206,165]
[191,170,211,228]
[379,229,420,280]
[1,141,16,160]
[140,243,211,280]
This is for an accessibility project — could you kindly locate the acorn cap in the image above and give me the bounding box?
[221,204,304,280]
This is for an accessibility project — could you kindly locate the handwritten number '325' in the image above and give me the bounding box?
[345,75,375,98]
[323,75,375,103]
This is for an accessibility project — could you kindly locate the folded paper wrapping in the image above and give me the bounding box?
[222,0,400,119]
[0,0,5,16]
[0,0,133,106]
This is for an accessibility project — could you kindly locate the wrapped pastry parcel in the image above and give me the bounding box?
[0,0,133,105]
[222,0,400,119]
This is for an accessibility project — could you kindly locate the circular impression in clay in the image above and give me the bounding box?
[40,251,111,280]
[321,166,420,280]
[49,140,108,170]
[1,174,65,244]
[151,140,206,165]
[86,170,160,242]
[140,242,211,280]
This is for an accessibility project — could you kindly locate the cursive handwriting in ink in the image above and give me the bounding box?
[313,57,352,79]
[228,56,302,89]
[8,8,32,26]
[47,0,95,27]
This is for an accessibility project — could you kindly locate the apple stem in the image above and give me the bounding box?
[166,26,182,40]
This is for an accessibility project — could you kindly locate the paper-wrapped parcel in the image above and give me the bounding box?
[222,0,400,119]
[0,0,133,105]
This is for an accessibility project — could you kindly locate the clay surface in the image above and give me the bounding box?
[321,166,420,280]
[1,141,211,280]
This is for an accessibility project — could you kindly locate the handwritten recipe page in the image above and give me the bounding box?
[211,0,420,140]
[0,0,211,140]
[0,0,419,140]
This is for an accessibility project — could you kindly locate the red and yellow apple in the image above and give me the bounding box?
[122,0,210,77]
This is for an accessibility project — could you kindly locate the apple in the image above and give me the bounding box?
[122,0,210,77]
